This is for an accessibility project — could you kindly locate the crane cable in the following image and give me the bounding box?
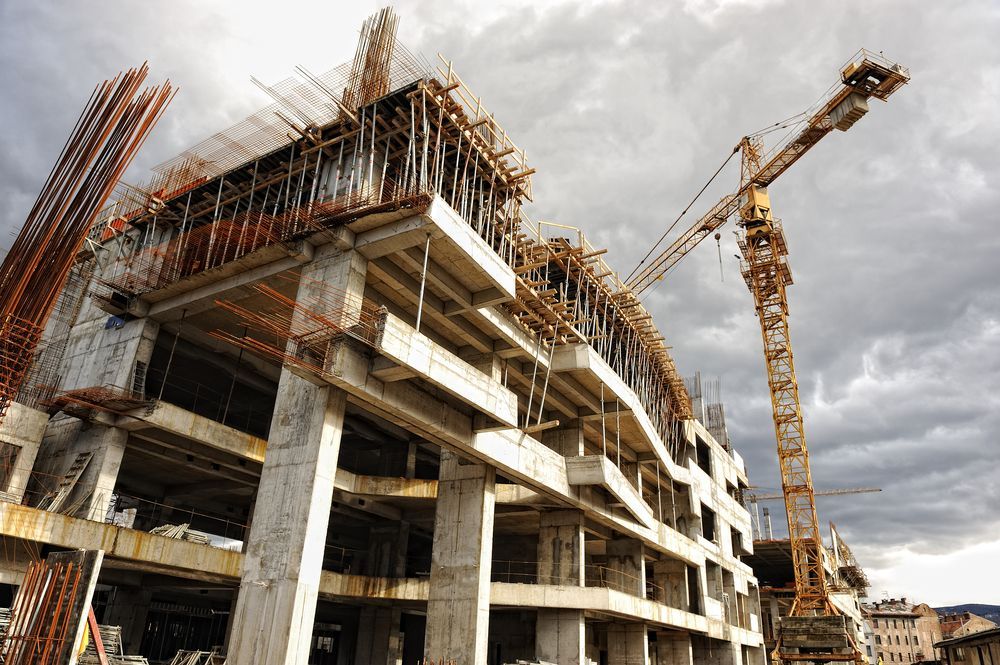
[626,89,828,288]
[624,144,740,285]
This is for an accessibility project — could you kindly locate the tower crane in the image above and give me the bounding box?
[626,50,909,665]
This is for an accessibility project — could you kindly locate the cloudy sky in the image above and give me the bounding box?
[2,0,997,606]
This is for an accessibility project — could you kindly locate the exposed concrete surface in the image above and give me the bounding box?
[424,451,495,664]
[0,402,47,501]
[229,245,365,665]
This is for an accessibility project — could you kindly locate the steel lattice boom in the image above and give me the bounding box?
[627,49,909,295]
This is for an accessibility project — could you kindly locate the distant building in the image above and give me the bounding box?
[936,626,1000,665]
[939,612,997,640]
[864,598,943,663]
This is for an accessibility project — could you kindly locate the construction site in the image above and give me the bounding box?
[0,8,911,665]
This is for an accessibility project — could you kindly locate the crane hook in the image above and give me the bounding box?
[715,232,724,282]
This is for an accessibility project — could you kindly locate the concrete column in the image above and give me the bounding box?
[608,623,649,665]
[78,424,128,520]
[607,537,646,598]
[541,421,584,457]
[355,606,403,665]
[723,570,736,626]
[30,418,127,521]
[424,450,495,664]
[692,636,738,665]
[337,613,359,665]
[0,402,47,502]
[104,586,153,654]
[229,246,366,665]
[537,610,586,665]
[537,510,585,586]
[651,559,689,610]
[61,316,159,395]
[30,316,158,520]
[365,522,410,578]
[536,510,586,664]
[404,441,418,479]
[228,378,347,663]
[655,631,693,665]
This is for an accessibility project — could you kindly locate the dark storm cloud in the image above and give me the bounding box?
[2,0,996,601]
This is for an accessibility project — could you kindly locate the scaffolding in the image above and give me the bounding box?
[83,8,691,465]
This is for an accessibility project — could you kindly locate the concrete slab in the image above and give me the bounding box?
[565,456,657,529]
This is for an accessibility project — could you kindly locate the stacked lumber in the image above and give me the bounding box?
[149,523,211,545]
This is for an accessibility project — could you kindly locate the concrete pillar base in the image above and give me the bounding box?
[355,606,402,665]
[608,623,649,665]
[537,609,586,665]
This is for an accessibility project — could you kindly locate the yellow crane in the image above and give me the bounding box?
[745,487,882,503]
[626,50,909,664]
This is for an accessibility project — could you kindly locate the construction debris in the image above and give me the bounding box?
[167,649,227,665]
[1,550,104,665]
[149,523,212,545]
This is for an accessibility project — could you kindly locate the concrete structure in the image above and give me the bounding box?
[746,526,869,663]
[864,599,943,664]
[936,626,1000,665]
[0,12,766,665]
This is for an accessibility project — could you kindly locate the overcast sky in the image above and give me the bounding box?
[2,0,997,607]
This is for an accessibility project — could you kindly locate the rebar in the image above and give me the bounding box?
[0,64,174,428]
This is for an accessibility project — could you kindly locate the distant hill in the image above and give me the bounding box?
[935,604,1000,625]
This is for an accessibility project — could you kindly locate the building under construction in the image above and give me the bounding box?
[0,9,863,665]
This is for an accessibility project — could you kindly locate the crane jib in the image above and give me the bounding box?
[629,50,910,291]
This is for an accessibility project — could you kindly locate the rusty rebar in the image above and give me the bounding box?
[0,63,174,427]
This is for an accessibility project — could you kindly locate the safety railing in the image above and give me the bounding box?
[0,470,248,551]
[489,559,665,601]
[144,366,271,438]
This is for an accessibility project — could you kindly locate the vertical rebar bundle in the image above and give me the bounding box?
[0,64,174,427]
[343,7,400,112]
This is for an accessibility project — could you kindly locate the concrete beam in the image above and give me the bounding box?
[552,343,691,487]
[566,456,657,529]
[423,196,516,302]
[117,400,267,463]
[369,257,495,353]
[355,214,431,260]
[0,502,241,583]
[321,338,706,567]
[377,312,519,428]
[0,503,756,644]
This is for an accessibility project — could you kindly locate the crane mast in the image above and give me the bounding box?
[735,57,907,661]
[737,134,829,615]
